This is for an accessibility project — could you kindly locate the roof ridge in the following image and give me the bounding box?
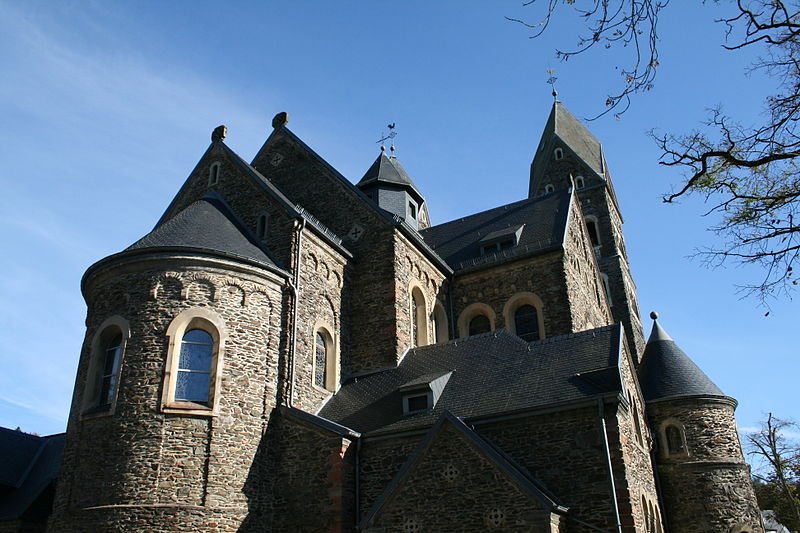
[422,193,563,234]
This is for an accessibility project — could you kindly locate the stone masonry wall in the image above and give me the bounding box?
[476,406,621,532]
[253,129,409,373]
[50,256,285,533]
[393,232,449,352]
[648,399,763,533]
[293,231,347,412]
[365,424,561,532]
[450,251,572,340]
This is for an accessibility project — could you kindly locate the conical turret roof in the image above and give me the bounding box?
[357,151,424,203]
[637,312,726,403]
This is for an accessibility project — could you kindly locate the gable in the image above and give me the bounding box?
[361,413,565,531]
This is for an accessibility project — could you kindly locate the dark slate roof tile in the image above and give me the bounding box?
[320,325,623,435]
[637,319,726,402]
[357,152,423,199]
[127,196,280,269]
[419,191,570,271]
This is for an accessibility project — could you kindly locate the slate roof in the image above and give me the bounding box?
[126,195,281,270]
[637,318,727,403]
[319,325,624,435]
[0,428,65,520]
[419,190,571,271]
[357,152,424,202]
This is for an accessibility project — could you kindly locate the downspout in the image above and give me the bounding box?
[287,218,306,407]
[599,399,623,533]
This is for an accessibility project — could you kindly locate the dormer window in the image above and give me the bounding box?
[544,184,555,194]
[208,162,220,186]
[399,371,452,416]
[479,225,524,256]
[408,200,417,220]
[554,147,564,161]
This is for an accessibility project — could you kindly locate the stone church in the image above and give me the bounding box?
[37,103,762,532]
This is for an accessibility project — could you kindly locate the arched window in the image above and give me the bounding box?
[82,316,130,416]
[313,326,337,392]
[410,286,428,348]
[544,183,555,194]
[575,175,585,189]
[469,315,491,336]
[601,273,613,306]
[162,308,226,415]
[665,424,686,455]
[554,147,564,161]
[647,500,655,533]
[585,216,601,247]
[314,331,327,388]
[514,305,540,342]
[176,329,214,404]
[432,302,449,344]
[208,162,220,186]
[632,397,644,446]
[642,496,649,532]
[256,213,268,240]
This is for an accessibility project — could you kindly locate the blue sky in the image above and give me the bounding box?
[0,1,795,441]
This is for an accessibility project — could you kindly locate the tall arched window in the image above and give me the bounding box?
[469,315,491,336]
[314,331,327,388]
[162,308,226,415]
[208,162,221,186]
[410,286,427,348]
[82,316,130,416]
[256,213,268,240]
[176,329,214,404]
[632,397,644,446]
[432,302,449,344]
[585,216,601,247]
[665,424,686,455]
[98,332,123,408]
[514,304,540,342]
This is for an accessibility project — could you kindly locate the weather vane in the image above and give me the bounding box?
[547,68,558,101]
[377,123,397,155]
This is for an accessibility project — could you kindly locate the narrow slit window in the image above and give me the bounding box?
[208,162,220,186]
[554,147,564,160]
[314,332,327,388]
[256,214,268,240]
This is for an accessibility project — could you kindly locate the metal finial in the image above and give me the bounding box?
[650,311,659,320]
[547,68,559,102]
[376,122,398,152]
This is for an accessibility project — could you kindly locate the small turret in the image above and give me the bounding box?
[357,150,430,230]
[638,312,762,533]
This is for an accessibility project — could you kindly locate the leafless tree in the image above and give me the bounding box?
[747,413,800,529]
[511,1,800,304]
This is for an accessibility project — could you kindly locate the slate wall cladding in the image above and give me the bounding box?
[393,232,448,351]
[253,131,407,373]
[647,399,763,533]
[365,424,562,533]
[263,413,356,533]
[293,231,347,412]
[50,256,284,533]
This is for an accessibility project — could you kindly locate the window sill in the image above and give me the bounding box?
[162,401,215,417]
[80,405,115,421]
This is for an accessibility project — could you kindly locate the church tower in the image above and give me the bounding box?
[637,312,762,533]
[528,102,645,357]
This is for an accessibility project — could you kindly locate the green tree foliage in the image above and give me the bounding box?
[512,1,800,303]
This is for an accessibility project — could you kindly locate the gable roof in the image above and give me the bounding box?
[360,411,566,529]
[637,317,727,403]
[419,190,571,272]
[357,151,424,203]
[126,195,283,271]
[320,325,624,436]
[0,429,65,520]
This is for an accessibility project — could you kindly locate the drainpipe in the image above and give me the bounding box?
[287,218,306,407]
[599,399,623,533]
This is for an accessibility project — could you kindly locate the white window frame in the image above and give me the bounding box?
[81,315,131,418]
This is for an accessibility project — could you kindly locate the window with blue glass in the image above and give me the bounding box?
[176,329,214,404]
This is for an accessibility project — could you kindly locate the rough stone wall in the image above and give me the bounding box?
[253,130,407,373]
[50,257,285,532]
[159,142,298,267]
[648,399,763,533]
[476,406,622,532]
[365,424,561,532]
[358,434,423,517]
[562,194,613,332]
[393,232,449,351]
[451,252,571,339]
[293,231,347,412]
[614,349,663,532]
[257,412,355,533]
